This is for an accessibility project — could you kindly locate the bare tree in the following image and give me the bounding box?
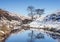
[35,9,44,17]
[27,6,35,20]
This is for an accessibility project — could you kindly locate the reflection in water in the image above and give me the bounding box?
[28,30,44,42]
[57,39,60,42]
[28,30,35,42]
[36,33,44,39]
[46,31,60,42]
[46,32,60,39]
[5,30,58,42]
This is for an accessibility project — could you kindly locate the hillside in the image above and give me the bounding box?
[29,11,60,29]
[44,11,60,22]
[0,9,22,21]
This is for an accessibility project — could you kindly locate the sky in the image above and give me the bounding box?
[0,0,60,16]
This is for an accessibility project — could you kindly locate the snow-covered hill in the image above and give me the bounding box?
[44,11,60,22]
[29,11,60,29]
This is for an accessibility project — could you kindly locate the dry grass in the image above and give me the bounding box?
[0,24,11,41]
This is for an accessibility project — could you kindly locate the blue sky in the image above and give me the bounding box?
[0,0,60,16]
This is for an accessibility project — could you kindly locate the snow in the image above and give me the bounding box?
[0,9,60,30]
[29,12,60,29]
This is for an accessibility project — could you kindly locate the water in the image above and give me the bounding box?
[5,29,60,42]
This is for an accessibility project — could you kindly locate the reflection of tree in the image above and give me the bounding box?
[28,30,44,42]
[36,33,44,39]
[28,30,35,42]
